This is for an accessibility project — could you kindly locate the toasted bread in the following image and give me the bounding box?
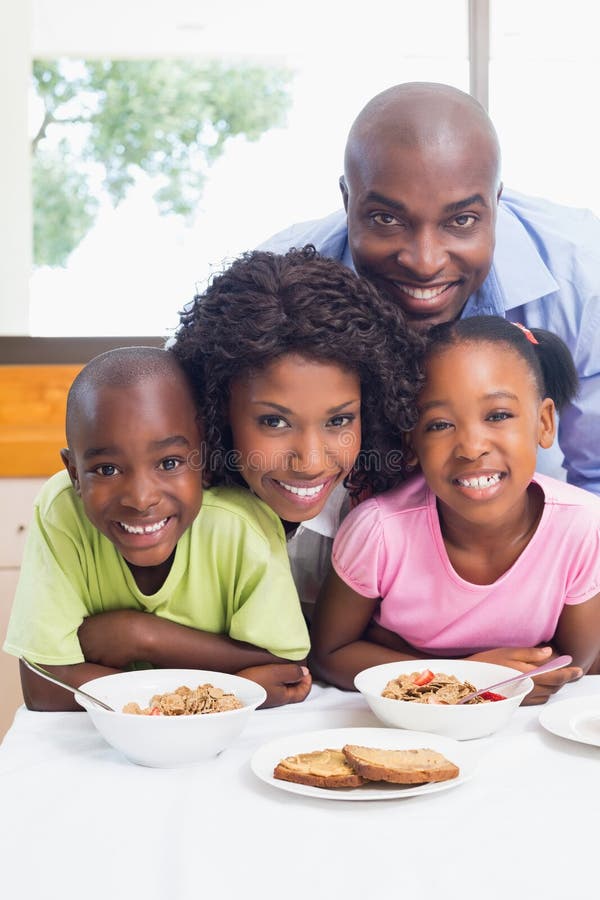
[273,748,366,788]
[342,745,459,784]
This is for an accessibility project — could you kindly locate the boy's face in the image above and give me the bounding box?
[341,134,500,332]
[62,375,204,571]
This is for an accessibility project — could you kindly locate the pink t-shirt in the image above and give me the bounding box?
[332,473,600,656]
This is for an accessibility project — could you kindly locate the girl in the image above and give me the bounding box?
[172,245,425,618]
[310,316,600,704]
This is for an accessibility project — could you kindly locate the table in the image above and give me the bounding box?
[1,678,598,900]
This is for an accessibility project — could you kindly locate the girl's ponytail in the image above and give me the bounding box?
[528,327,578,412]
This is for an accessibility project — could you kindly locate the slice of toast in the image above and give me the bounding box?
[273,748,366,788]
[342,745,459,784]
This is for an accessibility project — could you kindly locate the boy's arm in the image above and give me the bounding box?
[78,609,292,671]
[79,612,311,708]
[20,660,121,711]
[309,570,422,690]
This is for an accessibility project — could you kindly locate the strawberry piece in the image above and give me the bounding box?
[479,691,506,702]
[412,669,435,686]
[149,706,162,715]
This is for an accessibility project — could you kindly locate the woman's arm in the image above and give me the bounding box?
[309,570,423,690]
[78,610,286,672]
[20,660,121,711]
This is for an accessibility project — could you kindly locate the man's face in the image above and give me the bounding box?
[342,137,501,331]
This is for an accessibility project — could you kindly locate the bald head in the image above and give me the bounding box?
[340,83,503,330]
[66,347,192,446]
[345,82,501,189]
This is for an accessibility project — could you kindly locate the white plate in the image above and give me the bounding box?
[539,695,600,747]
[250,727,476,801]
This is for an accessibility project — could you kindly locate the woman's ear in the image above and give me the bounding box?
[60,448,81,495]
[538,397,556,449]
[404,436,419,471]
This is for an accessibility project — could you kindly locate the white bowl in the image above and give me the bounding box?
[354,659,533,740]
[77,668,267,767]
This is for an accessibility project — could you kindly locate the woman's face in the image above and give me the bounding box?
[228,354,361,524]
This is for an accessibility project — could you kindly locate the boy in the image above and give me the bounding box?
[4,347,311,709]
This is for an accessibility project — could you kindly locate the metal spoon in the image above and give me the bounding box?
[457,654,573,704]
[20,657,115,711]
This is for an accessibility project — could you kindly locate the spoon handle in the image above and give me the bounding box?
[20,657,115,711]
[458,654,573,704]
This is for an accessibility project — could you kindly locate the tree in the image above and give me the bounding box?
[32,59,292,266]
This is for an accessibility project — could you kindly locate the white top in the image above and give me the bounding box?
[286,480,349,618]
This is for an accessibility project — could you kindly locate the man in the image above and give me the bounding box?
[260,82,600,494]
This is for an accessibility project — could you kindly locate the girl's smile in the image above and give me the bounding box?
[409,340,555,536]
[228,354,361,524]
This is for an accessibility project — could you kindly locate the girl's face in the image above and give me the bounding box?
[408,341,555,528]
[228,353,361,524]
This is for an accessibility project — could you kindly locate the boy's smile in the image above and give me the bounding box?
[228,354,361,525]
[62,373,204,585]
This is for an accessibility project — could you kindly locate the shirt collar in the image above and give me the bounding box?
[289,481,349,540]
[465,201,559,316]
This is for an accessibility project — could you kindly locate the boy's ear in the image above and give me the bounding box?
[538,398,556,449]
[60,448,81,495]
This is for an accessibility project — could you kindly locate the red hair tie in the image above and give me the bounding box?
[512,321,539,345]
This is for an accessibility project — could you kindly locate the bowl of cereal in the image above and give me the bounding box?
[76,668,267,767]
[354,659,534,740]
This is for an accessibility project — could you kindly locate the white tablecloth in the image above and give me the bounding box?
[1,678,598,900]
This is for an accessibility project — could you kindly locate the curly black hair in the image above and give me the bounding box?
[172,245,426,495]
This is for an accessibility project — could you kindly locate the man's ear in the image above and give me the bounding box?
[60,448,81,495]
[339,175,349,212]
[538,398,556,449]
[496,181,503,204]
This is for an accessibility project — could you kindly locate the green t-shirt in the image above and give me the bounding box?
[4,471,309,665]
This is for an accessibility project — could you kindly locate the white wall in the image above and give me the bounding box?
[0,0,32,334]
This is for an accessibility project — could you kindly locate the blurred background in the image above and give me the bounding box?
[2,0,600,339]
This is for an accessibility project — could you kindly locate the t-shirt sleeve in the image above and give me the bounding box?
[3,501,90,665]
[331,499,383,599]
[226,517,310,660]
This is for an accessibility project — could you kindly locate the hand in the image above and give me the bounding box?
[468,646,583,705]
[236,663,312,708]
[78,610,148,668]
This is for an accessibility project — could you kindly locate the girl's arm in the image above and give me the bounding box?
[309,570,423,690]
[78,610,288,671]
[553,591,600,673]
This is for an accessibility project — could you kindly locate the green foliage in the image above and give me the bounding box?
[32,143,98,267]
[31,59,292,266]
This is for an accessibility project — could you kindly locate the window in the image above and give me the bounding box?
[490,0,600,213]
[1,0,469,338]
